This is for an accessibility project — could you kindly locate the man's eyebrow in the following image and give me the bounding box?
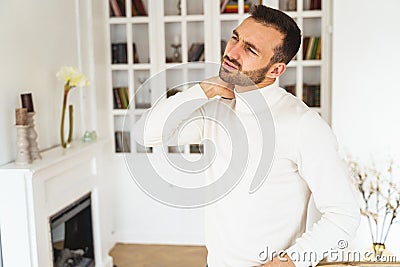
[232,30,261,54]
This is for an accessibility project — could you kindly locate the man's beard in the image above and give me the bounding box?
[219,55,271,86]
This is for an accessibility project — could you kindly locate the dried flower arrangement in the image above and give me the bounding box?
[347,157,400,256]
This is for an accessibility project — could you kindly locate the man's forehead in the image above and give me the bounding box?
[234,18,284,50]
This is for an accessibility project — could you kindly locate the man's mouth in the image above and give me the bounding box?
[223,60,239,71]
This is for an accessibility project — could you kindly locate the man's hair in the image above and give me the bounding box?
[250,5,301,65]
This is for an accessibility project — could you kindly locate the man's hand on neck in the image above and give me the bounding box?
[200,76,235,99]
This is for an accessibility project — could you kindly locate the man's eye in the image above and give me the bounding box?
[231,35,239,41]
[248,47,257,55]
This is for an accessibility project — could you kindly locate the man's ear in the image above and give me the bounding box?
[266,63,286,78]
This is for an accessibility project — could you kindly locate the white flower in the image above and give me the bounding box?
[56,66,89,88]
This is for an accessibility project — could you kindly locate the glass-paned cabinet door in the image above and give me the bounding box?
[187,21,205,63]
[303,66,321,108]
[134,114,153,153]
[279,67,297,97]
[110,24,128,65]
[188,68,206,154]
[114,115,131,153]
[164,0,204,16]
[165,22,182,63]
[166,69,184,95]
[187,0,204,15]
[112,70,129,110]
[164,0,182,16]
[279,0,297,11]
[302,17,322,61]
[132,23,150,64]
[134,70,151,109]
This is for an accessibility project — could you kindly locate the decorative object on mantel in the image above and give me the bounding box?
[82,130,97,143]
[347,156,400,258]
[15,108,31,165]
[56,66,89,148]
[21,93,42,161]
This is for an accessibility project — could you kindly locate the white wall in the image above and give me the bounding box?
[0,231,2,267]
[0,0,98,166]
[332,0,400,255]
[0,0,114,262]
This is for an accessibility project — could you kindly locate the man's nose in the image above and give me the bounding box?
[226,43,242,62]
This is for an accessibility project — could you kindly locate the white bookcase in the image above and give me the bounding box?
[106,0,331,154]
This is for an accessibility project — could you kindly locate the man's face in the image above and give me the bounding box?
[219,17,284,87]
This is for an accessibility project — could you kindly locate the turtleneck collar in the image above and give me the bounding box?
[233,81,285,114]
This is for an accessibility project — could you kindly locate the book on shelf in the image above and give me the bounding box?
[303,36,321,60]
[132,43,139,63]
[286,0,297,11]
[305,37,314,60]
[111,43,140,64]
[115,131,131,153]
[309,0,322,10]
[168,145,185,153]
[220,0,229,13]
[109,0,125,17]
[188,43,204,62]
[111,43,127,64]
[223,4,249,13]
[284,84,320,107]
[113,87,129,109]
[303,37,310,59]
[112,88,122,109]
[190,144,204,154]
[284,84,296,96]
[198,50,205,62]
[310,37,319,59]
[220,0,256,13]
[315,38,322,60]
[303,84,320,107]
[132,0,147,16]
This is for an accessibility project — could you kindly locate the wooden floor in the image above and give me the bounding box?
[109,243,208,267]
[109,243,400,267]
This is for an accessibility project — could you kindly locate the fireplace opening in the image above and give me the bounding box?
[50,193,95,267]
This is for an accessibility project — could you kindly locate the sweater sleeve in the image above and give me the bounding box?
[133,84,209,147]
[285,111,361,267]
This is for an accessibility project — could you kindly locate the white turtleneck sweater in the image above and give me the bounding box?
[133,82,360,267]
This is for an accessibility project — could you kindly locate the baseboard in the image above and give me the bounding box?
[101,255,113,267]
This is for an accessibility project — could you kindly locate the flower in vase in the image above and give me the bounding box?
[57,66,89,89]
[56,66,89,148]
[346,156,400,258]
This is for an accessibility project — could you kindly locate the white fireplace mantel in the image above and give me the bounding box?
[0,140,113,267]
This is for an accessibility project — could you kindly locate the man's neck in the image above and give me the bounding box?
[235,78,276,93]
